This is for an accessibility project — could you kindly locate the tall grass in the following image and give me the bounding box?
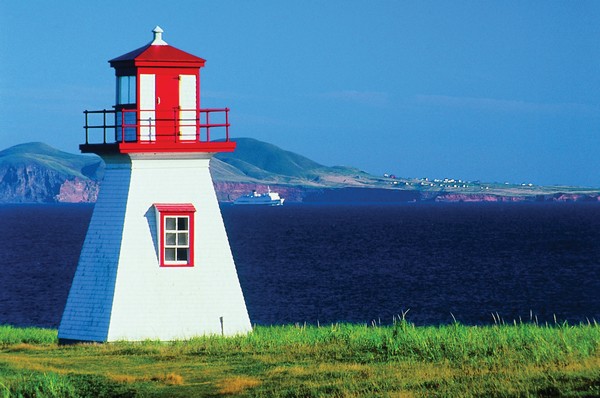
[1,320,599,397]
[0,372,137,398]
[155,319,600,365]
[0,325,56,346]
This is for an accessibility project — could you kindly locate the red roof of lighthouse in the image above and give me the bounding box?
[109,26,206,68]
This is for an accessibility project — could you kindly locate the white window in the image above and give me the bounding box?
[154,204,196,267]
[164,216,190,263]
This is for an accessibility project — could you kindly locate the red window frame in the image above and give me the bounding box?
[154,203,196,267]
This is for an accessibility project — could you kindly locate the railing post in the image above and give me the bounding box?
[121,110,125,144]
[83,110,89,145]
[196,109,200,142]
[113,110,118,142]
[102,110,107,144]
[225,108,230,142]
[206,110,210,142]
[174,108,178,143]
[137,110,140,142]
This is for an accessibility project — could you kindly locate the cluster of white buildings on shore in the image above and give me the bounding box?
[383,174,535,190]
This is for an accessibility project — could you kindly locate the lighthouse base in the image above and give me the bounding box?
[58,152,251,342]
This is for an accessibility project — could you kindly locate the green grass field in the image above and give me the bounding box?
[1,320,599,397]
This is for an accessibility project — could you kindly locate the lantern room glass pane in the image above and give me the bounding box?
[116,110,137,142]
[117,76,136,105]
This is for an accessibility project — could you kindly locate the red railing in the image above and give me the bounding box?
[83,108,231,145]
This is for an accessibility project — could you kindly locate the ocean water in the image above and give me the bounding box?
[0,202,599,328]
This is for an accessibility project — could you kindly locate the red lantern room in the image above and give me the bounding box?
[82,26,235,154]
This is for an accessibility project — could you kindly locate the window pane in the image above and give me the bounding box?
[165,248,176,261]
[166,233,176,245]
[129,77,136,103]
[177,217,188,231]
[177,232,188,246]
[123,111,137,142]
[117,76,136,105]
[177,248,188,261]
[118,76,127,104]
[165,217,176,230]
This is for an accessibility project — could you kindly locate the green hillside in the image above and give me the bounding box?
[216,138,323,178]
[0,142,102,180]
[213,138,383,187]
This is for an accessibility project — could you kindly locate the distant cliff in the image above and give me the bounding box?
[0,143,102,203]
[433,192,600,203]
[1,140,599,203]
[0,161,70,202]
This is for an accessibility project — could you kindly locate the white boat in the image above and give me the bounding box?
[233,188,285,206]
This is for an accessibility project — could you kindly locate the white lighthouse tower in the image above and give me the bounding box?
[58,27,251,343]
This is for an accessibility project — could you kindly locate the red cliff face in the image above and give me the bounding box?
[552,193,600,202]
[0,163,67,203]
[55,178,99,203]
[0,163,100,203]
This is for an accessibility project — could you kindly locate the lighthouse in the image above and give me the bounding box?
[58,27,252,342]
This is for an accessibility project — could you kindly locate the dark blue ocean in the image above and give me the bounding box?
[0,203,599,328]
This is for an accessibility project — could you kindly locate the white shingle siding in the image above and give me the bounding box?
[59,153,251,342]
[58,161,131,342]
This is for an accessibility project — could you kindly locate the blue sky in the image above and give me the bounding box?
[1,1,599,187]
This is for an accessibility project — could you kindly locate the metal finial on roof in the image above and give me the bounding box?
[151,26,168,46]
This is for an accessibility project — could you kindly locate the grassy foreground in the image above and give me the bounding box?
[0,321,599,397]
